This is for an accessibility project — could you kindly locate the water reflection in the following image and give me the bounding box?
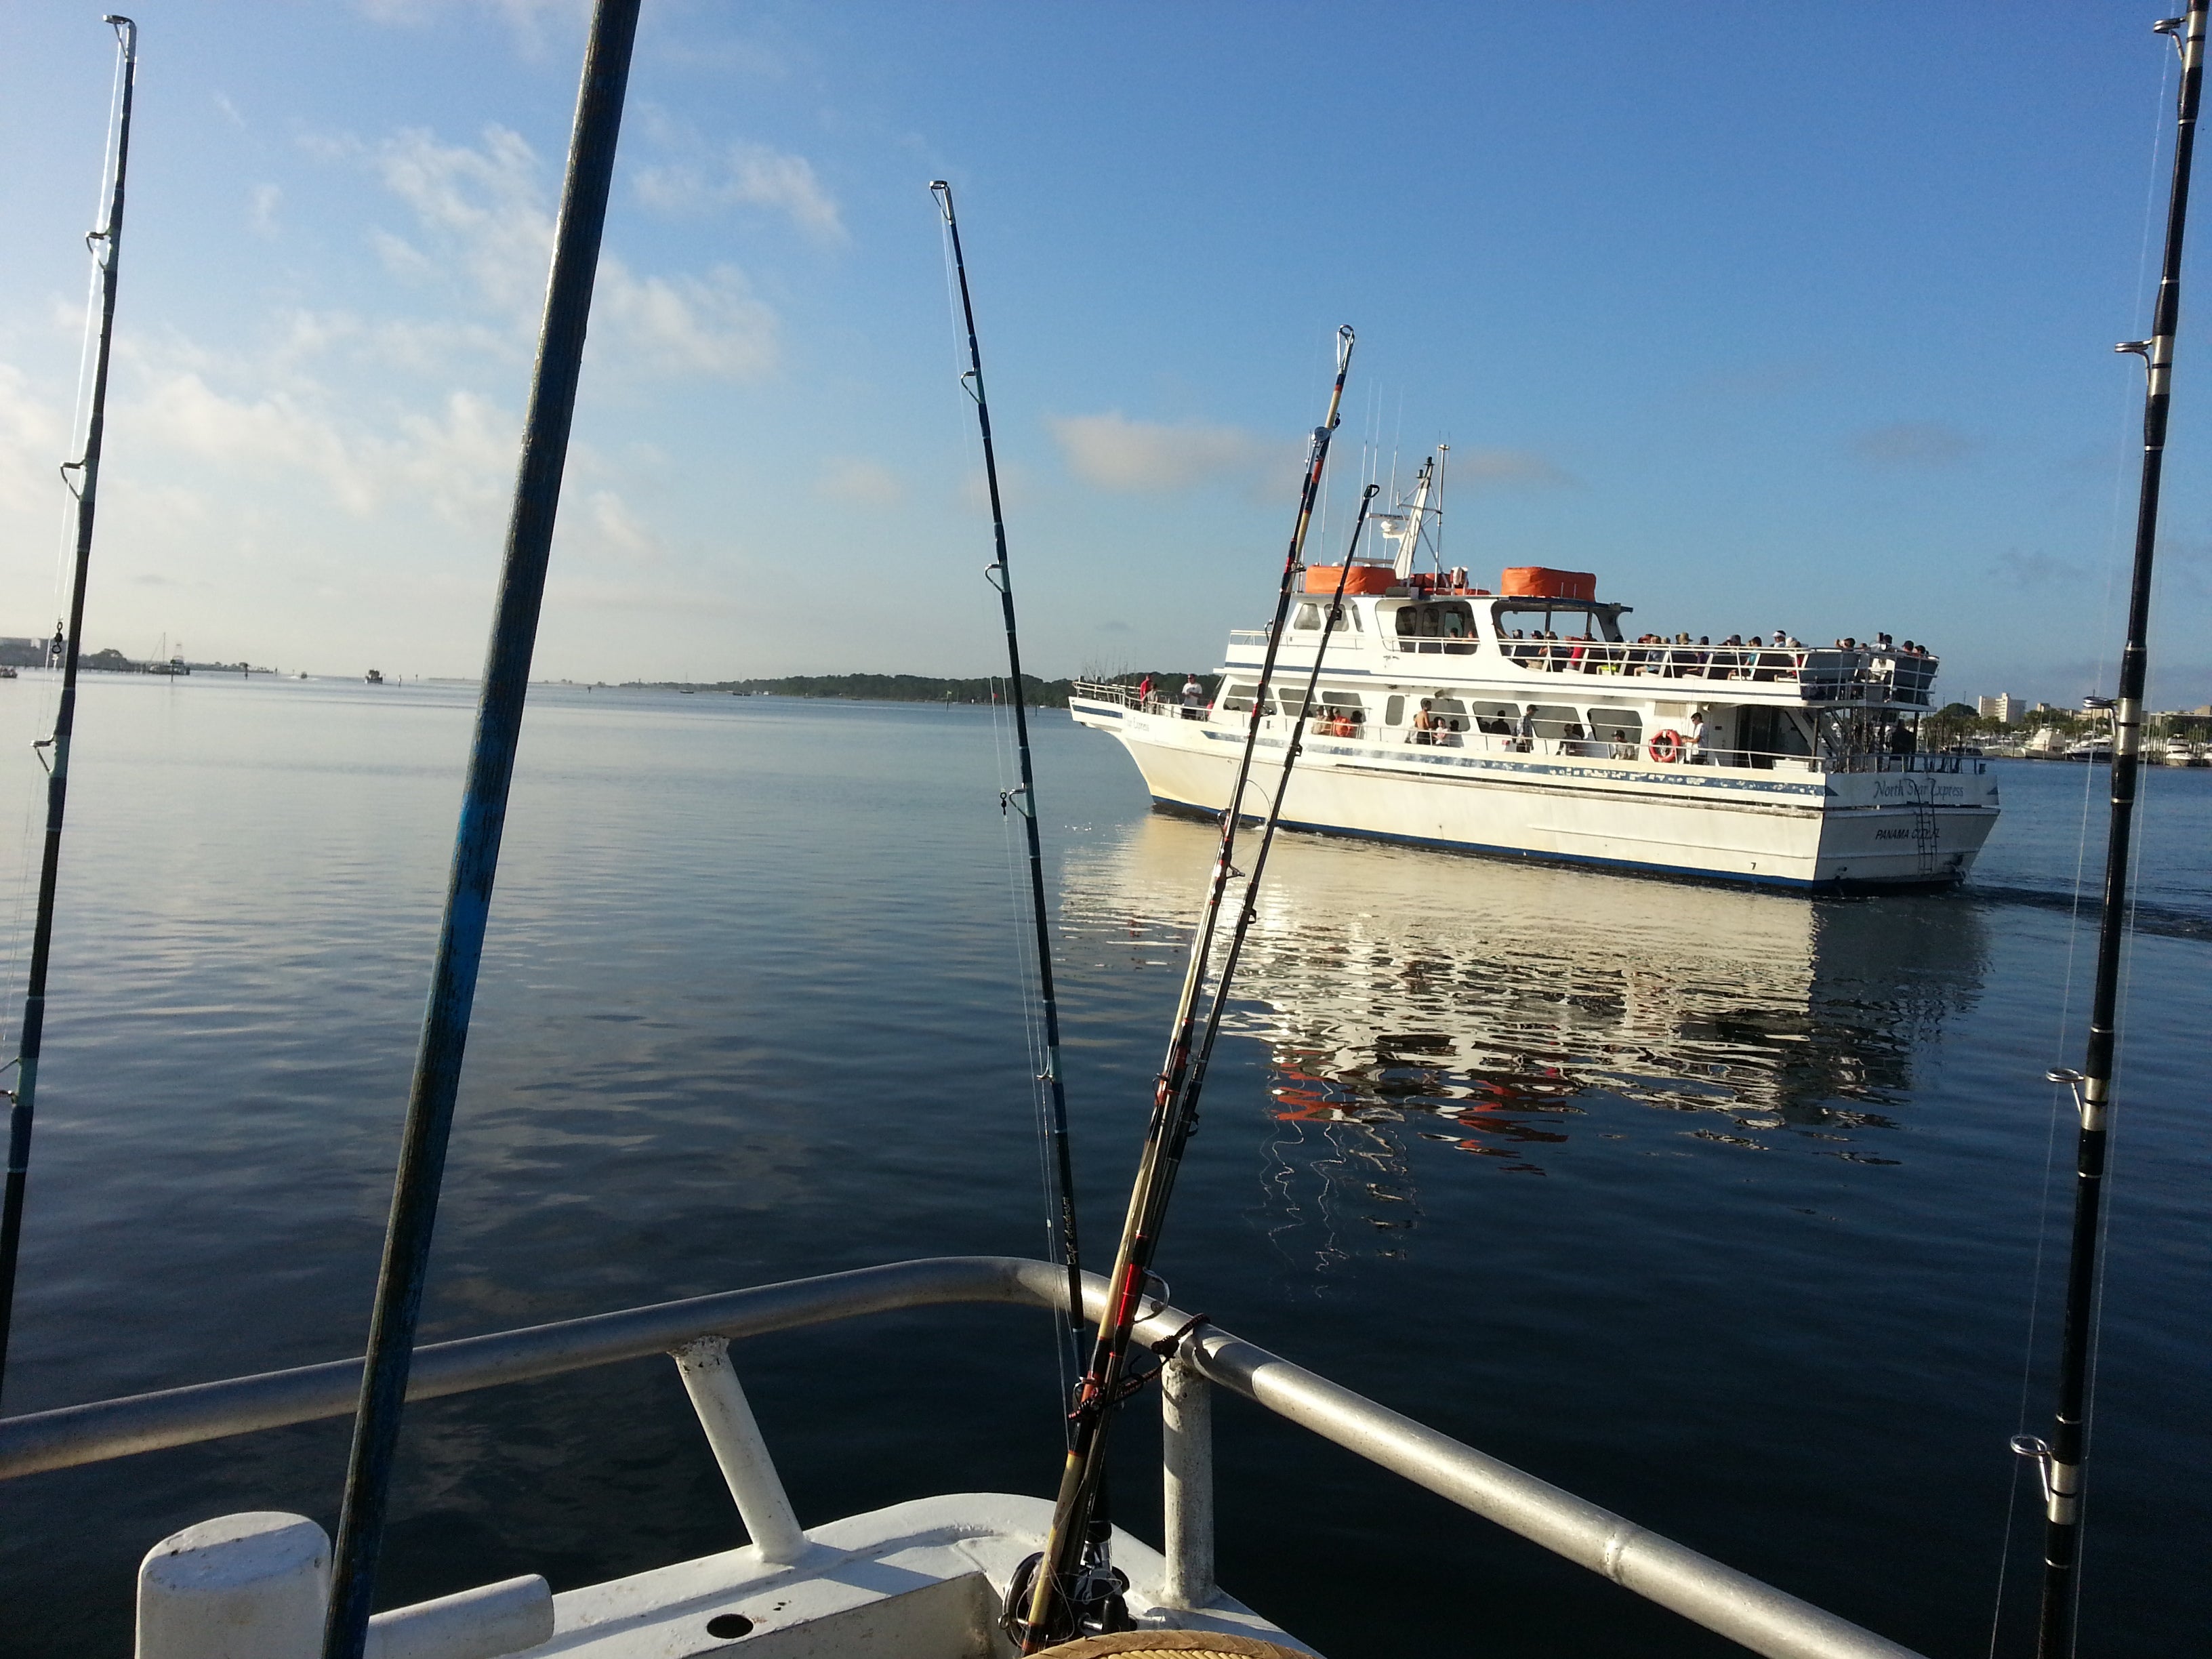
[1061,816,1988,1263]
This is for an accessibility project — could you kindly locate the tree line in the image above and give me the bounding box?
[678,671,1205,708]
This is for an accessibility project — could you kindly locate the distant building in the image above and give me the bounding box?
[1977,693,2021,724]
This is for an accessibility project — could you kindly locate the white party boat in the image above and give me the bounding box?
[1071,509,2000,888]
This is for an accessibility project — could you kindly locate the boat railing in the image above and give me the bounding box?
[1208,638,1938,708]
[1481,642,1938,707]
[1422,732,1976,775]
[0,1255,1923,1659]
[1071,679,1208,718]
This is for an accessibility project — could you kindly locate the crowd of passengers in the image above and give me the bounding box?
[1498,629,1934,683]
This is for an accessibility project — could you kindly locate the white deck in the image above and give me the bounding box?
[539,1495,1303,1658]
[131,1495,1305,1659]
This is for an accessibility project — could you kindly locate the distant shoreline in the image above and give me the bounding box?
[633,672,1201,709]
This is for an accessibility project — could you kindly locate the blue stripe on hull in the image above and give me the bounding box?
[1142,796,1965,894]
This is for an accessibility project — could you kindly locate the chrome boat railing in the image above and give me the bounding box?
[0,1255,1925,1659]
[1203,639,1941,707]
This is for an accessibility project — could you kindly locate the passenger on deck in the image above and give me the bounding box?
[1181,676,1204,719]
[1136,674,1153,710]
[1691,710,1713,764]
[1610,727,1637,760]
[1412,699,1437,745]
[1515,708,1535,752]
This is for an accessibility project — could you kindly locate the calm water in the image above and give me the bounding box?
[0,673,2203,1658]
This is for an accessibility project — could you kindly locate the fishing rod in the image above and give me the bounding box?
[321,5,640,1655]
[0,14,138,1410]
[1176,485,1379,1128]
[930,178,1085,1375]
[2022,7,2203,1656]
[1011,325,1355,1651]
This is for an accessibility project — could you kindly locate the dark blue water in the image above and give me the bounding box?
[0,674,2202,1658]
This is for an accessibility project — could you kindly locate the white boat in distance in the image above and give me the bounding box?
[1072,529,2000,889]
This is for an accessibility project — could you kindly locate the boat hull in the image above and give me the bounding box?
[1072,701,2000,889]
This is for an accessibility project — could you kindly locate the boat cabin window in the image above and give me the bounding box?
[1490,602,1624,643]
[1525,703,1581,742]
[1469,699,1519,735]
[1588,707,1643,757]
[1221,682,1260,712]
[1294,603,1353,632]
[1384,694,1405,726]
[1311,691,1366,734]
[1393,601,1477,653]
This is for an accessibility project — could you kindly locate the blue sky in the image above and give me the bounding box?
[2,2,2209,706]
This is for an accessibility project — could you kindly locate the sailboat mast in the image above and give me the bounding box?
[929,180,1085,1367]
[2031,7,2204,1655]
[0,14,139,1410]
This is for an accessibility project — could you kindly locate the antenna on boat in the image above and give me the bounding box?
[0,14,138,1410]
[319,6,640,1656]
[2020,6,2203,1655]
[1008,325,1356,1652]
[1435,441,1449,572]
[929,178,1086,1378]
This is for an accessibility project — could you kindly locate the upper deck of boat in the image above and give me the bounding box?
[1226,572,1940,711]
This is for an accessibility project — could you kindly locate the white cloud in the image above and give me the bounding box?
[355,0,589,56]
[0,363,66,515]
[1048,411,1290,495]
[249,184,283,238]
[596,261,778,380]
[635,142,845,245]
[573,488,659,562]
[374,125,552,322]
[129,367,518,527]
[371,125,779,378]
[134,370,375,512]
[818,457,904,507]
[1451,448,1576,490]
[1850,422,1976,470]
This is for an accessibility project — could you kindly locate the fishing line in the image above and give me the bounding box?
[2017,9,2203,1650]
[933,182,1087,1399]
[1010,329,1357,1650]
[1,39,134,1059]
[1990,45,2182,1652]
[984,670,1069,1406]
[2068,781,2155,1647]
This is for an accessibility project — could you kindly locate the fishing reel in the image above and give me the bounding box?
[1001,1544,1132,1648]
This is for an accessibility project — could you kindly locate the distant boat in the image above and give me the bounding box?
[2064,735,2112,762]
[365,669,384,685]
[0,667,16,680]
[1073,560,1998,888]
